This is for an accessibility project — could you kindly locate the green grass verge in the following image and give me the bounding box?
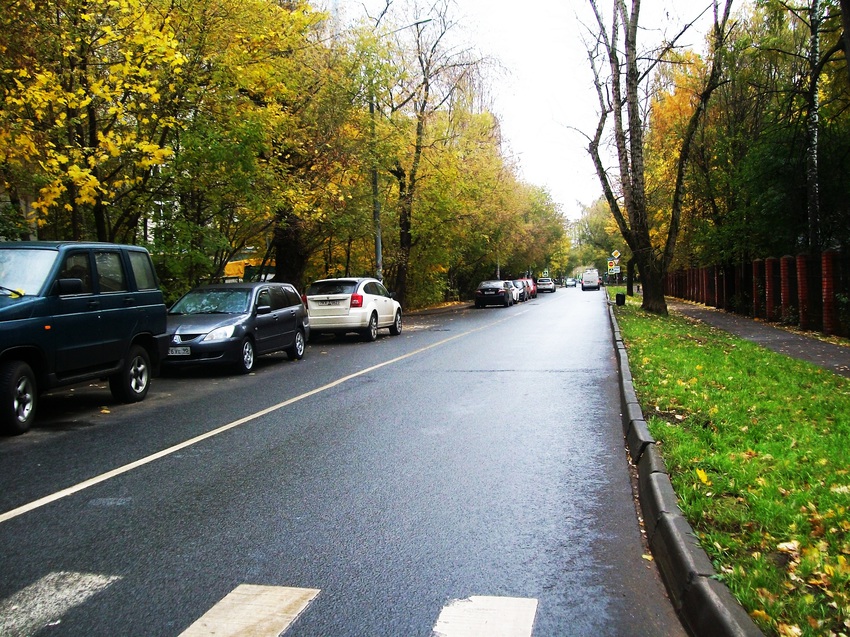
[608,288,850,637]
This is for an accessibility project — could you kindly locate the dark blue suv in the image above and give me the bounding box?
[0,242,168,434]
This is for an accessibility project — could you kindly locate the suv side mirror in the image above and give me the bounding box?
[55,278,84,295]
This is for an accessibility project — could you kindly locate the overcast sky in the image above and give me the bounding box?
[331,0,714,220]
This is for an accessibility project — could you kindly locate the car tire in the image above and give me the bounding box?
[109,344,151,403]
[362,313,378,342]
[389,310,402,336]
[0,360,37,435]
[236,337,255,374]
[286,329,306,360]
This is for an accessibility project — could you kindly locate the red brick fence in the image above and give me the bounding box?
[664,251,850,337]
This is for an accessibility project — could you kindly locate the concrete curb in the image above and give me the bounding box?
[607,302,764,637]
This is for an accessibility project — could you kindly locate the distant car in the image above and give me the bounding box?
[507,280,522,303]
[520,278,537,298]
[475,280,513,308]
[164,282,308,374]
[565,278,576,287]
[305,277,402,341]
[537,277,556,293]
[512,279,529,302]
[582,269,600,291]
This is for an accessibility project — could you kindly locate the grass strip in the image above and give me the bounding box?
[609,289,850,637]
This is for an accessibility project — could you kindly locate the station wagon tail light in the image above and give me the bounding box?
[301,293,308,306]
[350,294,364,308]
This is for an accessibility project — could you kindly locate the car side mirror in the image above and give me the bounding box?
[256,304,271,315]
[55,278,84,295]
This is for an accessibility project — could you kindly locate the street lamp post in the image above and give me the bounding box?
[370,94,382,281]
[368,18,431,282]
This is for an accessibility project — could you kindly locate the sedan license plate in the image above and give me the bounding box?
[484,290,495,295]
[168,346,191,356]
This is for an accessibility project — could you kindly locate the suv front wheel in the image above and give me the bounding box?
[109,344,151,403]
[0,361,37,435]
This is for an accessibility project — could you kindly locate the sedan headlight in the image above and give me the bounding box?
[203,325,236,342]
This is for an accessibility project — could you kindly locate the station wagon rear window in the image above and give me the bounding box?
[307,281,357,295]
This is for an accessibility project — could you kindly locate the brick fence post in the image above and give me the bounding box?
[796,254,809,330]
[765,257,779,321]
[822,251,836,335]
[781,255,794,322]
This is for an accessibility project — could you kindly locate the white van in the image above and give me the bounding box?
[581,269,600,291]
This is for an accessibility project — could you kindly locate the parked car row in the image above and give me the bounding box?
[474,276,548,308]
[0,240,403,435]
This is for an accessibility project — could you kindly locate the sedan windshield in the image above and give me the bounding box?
[170,289,251,315]
[0,248,58,296]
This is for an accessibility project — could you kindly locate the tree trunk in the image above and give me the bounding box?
[841,0,850,85]
[390,161,413,306]
[637,259,668,315]
[806,0,822,254]
[272,206,310,289]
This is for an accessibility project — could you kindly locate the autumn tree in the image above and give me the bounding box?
[585,0,734,314]
[1,0,189,242]
[382,1,479,306]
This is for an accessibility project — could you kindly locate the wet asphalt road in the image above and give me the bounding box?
[0,287,685,636]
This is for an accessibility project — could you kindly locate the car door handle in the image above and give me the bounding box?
[87,300,100,309]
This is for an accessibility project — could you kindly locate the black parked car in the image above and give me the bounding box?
[474,280,513,308]
[0,241,168,434]
[164,282,309,374]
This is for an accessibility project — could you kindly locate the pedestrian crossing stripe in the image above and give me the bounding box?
[1,574,539,637]
[433,596,538,637]
[0,571,122,637]
[179,584,320,637]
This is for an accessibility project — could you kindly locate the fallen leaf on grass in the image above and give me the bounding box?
[696,468,712,486]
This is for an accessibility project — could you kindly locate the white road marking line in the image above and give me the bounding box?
[1,319,509,525]
[432,596,538,637]
[179,585,320,637]
[0,571,121,637]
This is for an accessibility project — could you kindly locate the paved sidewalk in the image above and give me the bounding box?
[668,301,850,378]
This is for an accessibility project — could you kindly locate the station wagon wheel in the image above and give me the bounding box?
[236,337,255,374]
[0,361,37,435]
[362,313,378,342]
[109,344,151,403]
[286,328,306,360]
[389,310,402,336]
